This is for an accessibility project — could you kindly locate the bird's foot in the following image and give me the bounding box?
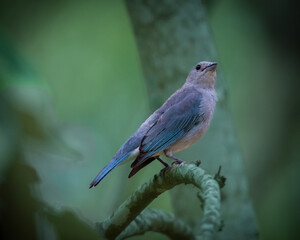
[171,160,183,166]
[159,165,170,175]
[156,157,170,167]
[170,155,183,164]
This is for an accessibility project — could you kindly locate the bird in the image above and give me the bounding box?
[89,61,217,188]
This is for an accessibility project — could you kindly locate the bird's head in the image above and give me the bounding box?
[186,61,217,89]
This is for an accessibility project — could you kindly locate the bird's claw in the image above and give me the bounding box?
[159,165,170,175]
[171,160,183,166]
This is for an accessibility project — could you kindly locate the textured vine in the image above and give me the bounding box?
[97,161,223,239]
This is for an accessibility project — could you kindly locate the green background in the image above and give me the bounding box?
[0,0,299,239]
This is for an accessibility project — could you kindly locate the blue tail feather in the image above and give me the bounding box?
[89,152,130,188]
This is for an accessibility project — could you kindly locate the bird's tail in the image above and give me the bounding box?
[89,152,130,188]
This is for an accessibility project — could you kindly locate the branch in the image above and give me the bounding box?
[99,162,221,239]
[117,209,195,240]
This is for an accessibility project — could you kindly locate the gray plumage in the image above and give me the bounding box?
[90,61,217,188]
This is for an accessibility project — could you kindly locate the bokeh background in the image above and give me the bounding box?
[0,0,299,239]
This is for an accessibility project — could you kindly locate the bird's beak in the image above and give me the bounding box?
[206,62,217,71]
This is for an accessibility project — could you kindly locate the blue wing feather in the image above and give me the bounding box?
[132,93,203,168]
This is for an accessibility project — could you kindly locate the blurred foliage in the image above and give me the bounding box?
[208,0,300,239]
[0,0,299,239]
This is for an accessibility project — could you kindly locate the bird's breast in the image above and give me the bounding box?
[167,89,216,153]
[168,123,209,153]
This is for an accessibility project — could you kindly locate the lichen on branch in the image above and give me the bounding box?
[98,162,222,239]
[117,209,195,240]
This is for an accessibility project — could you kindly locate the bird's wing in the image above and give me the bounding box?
[131,91,203,169]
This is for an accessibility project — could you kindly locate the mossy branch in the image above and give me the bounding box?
[98,162,222,239]
[117,209,195,240]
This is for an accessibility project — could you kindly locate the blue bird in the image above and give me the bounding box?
[89,61,217,188]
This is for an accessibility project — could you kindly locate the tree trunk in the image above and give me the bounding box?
[125,0,259,239]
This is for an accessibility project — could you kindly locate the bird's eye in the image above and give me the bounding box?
[195,65,201,71]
